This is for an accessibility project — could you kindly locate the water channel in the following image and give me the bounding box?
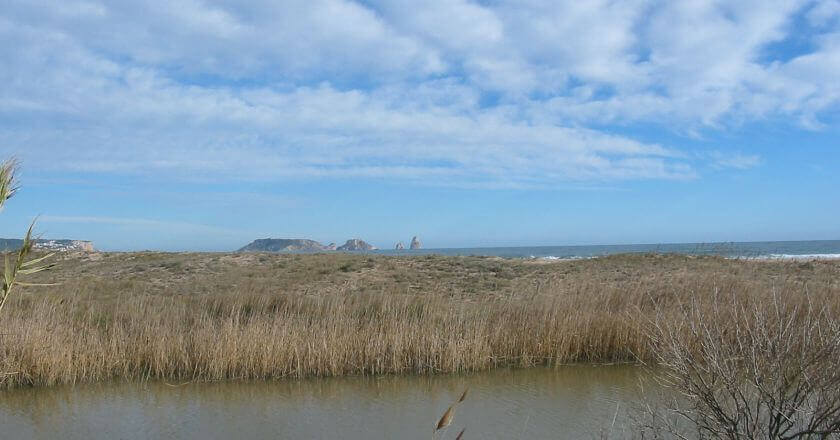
[0,365,651,439]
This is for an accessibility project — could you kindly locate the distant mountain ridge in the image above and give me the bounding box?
[0,238,94,252]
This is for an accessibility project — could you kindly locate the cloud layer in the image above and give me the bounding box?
[2,0,838,186]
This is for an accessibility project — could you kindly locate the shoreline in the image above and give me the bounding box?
[741,253,840,261]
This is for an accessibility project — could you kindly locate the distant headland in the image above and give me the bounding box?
[239,236,423,252]
[239,238,381,252]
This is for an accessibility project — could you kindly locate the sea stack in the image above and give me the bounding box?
[410,236,422,250]
[395,242,405,250]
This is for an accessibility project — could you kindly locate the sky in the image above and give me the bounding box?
[1,0,839,251]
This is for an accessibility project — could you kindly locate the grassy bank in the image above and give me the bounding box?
[1,252,837,388]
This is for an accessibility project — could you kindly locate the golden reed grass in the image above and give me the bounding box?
[0,252,837,388]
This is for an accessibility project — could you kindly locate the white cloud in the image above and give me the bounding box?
[2,0,838,187]
[707,152,763,170]
[808,0,840,25]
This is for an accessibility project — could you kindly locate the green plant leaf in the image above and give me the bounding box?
[17,265,54,276]
[3,254,13,288]
[21,253,56,268]
[15,282,59,287]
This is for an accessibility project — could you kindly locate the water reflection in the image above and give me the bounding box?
[0,365,647,439]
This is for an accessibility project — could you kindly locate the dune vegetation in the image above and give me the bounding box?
[0,251,837,390]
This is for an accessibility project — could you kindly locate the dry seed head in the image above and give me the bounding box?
[458,388,468,403]
[435,389,468,432]
[435,405,455,431]
[0,158,19,210]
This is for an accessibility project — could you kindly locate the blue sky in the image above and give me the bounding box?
[1,0,839,251]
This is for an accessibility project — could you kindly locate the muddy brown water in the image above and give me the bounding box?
[0,366,651,439]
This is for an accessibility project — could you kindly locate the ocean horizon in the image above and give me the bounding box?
[371,239,840,260]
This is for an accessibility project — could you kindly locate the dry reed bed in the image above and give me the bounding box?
[1,252,837,388]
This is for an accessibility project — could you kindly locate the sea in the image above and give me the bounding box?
[371,240,840,260]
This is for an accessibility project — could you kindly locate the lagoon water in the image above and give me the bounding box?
[377,239,840,260]
[0,366,648,439]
